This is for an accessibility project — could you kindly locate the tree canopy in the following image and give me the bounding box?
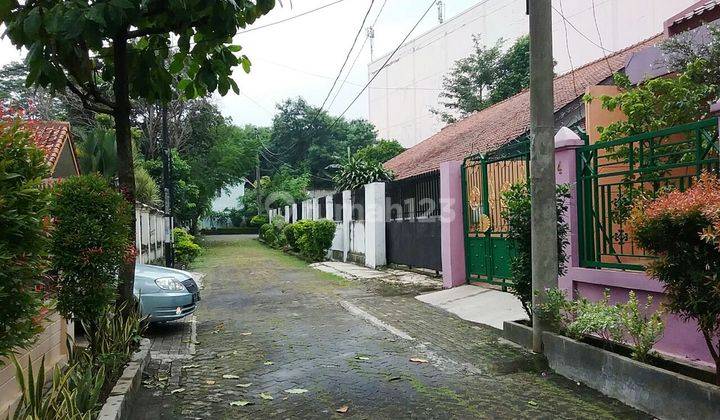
[432,35,530,124]
[354,139,405,165]
[262,97,378,189]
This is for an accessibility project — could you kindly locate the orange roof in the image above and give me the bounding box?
[385,35,663,179]
[30,121,77,172]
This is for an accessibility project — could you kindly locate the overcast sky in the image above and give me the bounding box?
[0,0,480,127]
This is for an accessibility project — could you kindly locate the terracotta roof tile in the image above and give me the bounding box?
[30,121,71,169]
[385,35,663,179]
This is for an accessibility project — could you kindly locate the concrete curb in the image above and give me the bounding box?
[97,338,152,420]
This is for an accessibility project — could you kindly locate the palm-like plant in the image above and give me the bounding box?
[76,127,118,177]
[329,150,394,191]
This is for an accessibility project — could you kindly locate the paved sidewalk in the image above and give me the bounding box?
[131,237,646,419]
[311,261,443,289]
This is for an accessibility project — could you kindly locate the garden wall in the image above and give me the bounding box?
[0,313,73,418]
[135,204,167,264]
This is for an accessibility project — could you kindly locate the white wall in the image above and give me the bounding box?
[135,205,166,264]
[368,0,696,148]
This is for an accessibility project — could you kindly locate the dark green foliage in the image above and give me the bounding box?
[173,227,201,269]
[432,35,530,124]
[0,122,49,359]
[283,223,300,252]
[249,214,269,227]
[50,175,132,325]
[243,166,310,215]
[331,153,394,192]
[354,139,405,165]
[262,98,378,189]
[501,182,570,317]
[144,150,201,228]
[258,216,289,249]
[294,220,336,261]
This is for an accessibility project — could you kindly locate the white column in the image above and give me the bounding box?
[284,205,290,223]
[342,190,351,262]
[312,198,319,220]
[292,203,298,222]
[325,195,334,220]
[364,182,386,268]
[305,199,313,220]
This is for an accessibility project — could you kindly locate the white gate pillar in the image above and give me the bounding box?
[364,182,386,268]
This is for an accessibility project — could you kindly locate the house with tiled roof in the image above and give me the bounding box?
[30,120,80,179]
[385,35,662,180]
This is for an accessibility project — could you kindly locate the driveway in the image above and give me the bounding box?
[132,236,646,419]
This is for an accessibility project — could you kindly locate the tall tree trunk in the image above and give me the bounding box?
[113,35,137,309]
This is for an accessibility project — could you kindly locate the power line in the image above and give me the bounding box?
[317,0,375,114]
[239,0,347,34]
[327,0,388,110]
[558,0,578,96]
[590,0,614,73]
[551,4,614,53]
[331,0,437,125]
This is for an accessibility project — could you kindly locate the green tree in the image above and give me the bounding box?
[243,166,309,215]
[330,151,394,192]
[355,139,405,165]
[144,149,201,228]
[432,35,530,124]
[1,0,275,306]
[264,98,377,188]
[0,62,66,120]
[0,120,49,359]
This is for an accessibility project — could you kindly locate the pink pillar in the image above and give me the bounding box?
[440,160,466,289]
[554,127,585,294]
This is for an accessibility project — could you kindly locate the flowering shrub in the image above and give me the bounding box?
[0,120,49,359]
[629,172,720,383]
[50,175,132,328]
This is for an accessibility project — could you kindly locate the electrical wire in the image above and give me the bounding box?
[239,0,347,34]
[330,0,437,126]
[317,0,375,114]
[590,0,614,73]
[551,4,614,53]
[558,0,579,97]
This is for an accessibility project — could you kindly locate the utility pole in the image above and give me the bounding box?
[255,164,262,216]
[529,0,557,353]
[162,104,175,268]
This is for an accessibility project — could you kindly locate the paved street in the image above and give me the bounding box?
[132,236,646,419]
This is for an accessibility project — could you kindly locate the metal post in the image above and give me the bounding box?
[162,104,174,268]
[529,0,557,353]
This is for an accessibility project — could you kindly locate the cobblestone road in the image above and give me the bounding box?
[132,236,647,419]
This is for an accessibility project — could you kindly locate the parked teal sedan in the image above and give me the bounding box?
[134,264,201,322]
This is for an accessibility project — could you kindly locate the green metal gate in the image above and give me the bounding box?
[462,142,530,289]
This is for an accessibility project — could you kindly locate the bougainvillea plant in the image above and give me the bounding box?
[629,172,720,384]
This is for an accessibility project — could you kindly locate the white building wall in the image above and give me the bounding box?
[368,0,697,148]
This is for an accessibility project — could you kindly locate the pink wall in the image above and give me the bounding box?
[440,161,466,288]
[555,128,713,366]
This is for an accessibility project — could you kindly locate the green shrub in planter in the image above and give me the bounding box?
[249,214,268,227]
[50,174,132,328]
[501,182,570,318]
[173,227,201,269]
[0,121,49,359]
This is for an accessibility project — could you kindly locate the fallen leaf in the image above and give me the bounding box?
[230,400,253,407]
[222,374,240,379]
[284,388,308,394]
[528,400,538,407]
[170,388,185,394]
[409,358,429,364]
[181,364,200,369]
[205,380,216,385]
[263,361,274,365]
[354,356,370,361]
[388,376,402,382]
[336,405,349,413]
[157,375,169,381]
[236,383,253,388]
[241,332,252,336]
[259,392,274,400]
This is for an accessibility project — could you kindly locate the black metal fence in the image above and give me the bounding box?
[333,192,343,221]
[386,170,440,220]
[351,187,365,221]
[384,171,442,272]
[318,196,326,219]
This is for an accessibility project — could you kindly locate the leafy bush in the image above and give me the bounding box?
[539,288,664,362]
[283,223,299,251]
[11,304,144,419]
[249,214,268,227]
[501,182,570,317]
[293,219,336,261]
[331,153,394,191]
[258,215,288,248]
[629,172,720,382]
[0,121,49,359]
[173,227,201,269]
[50,174,132,328]
[259,223,273,242]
